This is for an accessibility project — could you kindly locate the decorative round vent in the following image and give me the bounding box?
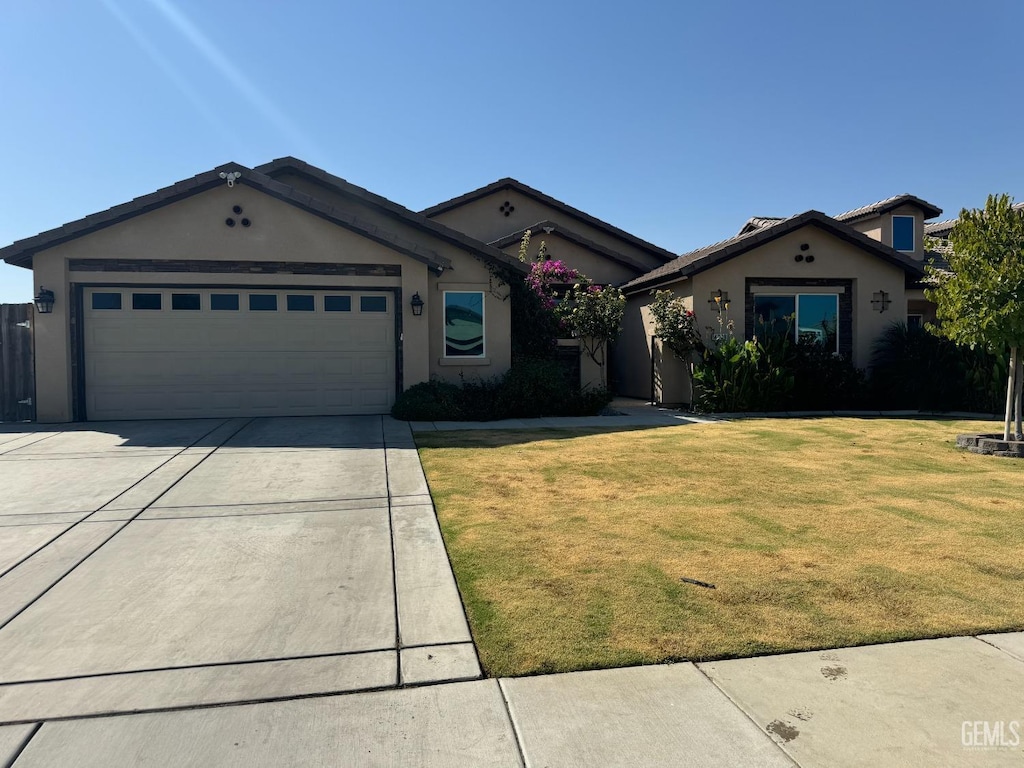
[499,201,515,217]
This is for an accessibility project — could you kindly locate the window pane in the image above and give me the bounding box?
[249,294,278,311]
[797,294,839,351]
[210,294,239,311]
[171,293,201,311]
[287,294,315,312]
[360,295,387,313]
[324,295,351,312]
[893,216,914,251]
[445,291,484,357]
[753,296,795,339]
[907,314,923,331]
[91,292,122,310]
[132,293,162,310]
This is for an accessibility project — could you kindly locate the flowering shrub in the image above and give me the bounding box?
[526,259,583,312]
[649,290,703,358]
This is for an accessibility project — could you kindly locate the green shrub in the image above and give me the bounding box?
[390,358,612,421]
[390,380,466,421]
[692,331,866,413]
[870,323,1006,412]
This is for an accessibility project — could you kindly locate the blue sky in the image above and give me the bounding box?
[1,0,1020,302]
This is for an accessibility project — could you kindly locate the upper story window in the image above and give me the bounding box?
[892,215,915,252]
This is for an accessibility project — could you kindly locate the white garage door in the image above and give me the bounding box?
[83,287,396,420]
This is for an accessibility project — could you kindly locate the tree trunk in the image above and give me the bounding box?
[1004,347,1017,442]
[1015,350,1024,440]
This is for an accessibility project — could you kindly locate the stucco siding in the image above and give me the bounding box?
[29,183,512,421]
[508,232,642,285]
[430,189,668,272]
[688,226,907,370]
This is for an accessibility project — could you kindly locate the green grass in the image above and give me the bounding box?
[417,418,1024,677]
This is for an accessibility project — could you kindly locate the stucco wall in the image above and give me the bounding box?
[689,226,908,370]
[616,281,693,402]
[29,183,512,421]
[847,204,925,260]
[429,189,669,272]
[508,232,641,285]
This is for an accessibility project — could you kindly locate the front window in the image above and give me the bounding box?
[444,291,485,357]
[754,294,838,353]
[892,215,915,252]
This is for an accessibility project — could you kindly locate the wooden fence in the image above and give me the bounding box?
[0,304,35,422]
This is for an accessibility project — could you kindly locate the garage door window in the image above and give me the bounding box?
[324,296,351,312]
[171,293,201,311]
[91,292,122,310]
[444,291,485,357]
[249,295,278,311]
[287,295,315,312]
[132,293,162,310]
[211,294,239,311]
[360,296,387,313]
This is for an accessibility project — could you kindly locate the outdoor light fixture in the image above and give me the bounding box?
[410,292,424,316]
[708,288,733,309]
[33,287,55,314]
[871,290,891,313]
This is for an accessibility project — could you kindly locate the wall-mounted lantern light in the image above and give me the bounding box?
[871,290,891,313]
[34,287,55,314]
[708,289,730,307]
[410,292,424,316]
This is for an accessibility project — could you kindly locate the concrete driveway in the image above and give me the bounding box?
[0,416,478,725]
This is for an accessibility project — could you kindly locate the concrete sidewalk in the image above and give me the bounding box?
[4,632,1023,766]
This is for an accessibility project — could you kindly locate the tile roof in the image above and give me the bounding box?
[833,194,942,223]
[421,178,677,263]
[256,158,525,273]
[621,210,927,295]
[2,160,526,275]
[487,220,653,274]
[925,201,1024,238]
[737,216,785,236]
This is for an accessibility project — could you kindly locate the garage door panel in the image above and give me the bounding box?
[84,288,396,420]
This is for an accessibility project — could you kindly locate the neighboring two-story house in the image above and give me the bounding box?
[615,195,943,403]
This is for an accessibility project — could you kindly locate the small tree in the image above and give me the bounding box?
[560,283,626,375]
[648,290,703,358]
[515,231,625,385]
[925,194,1024,440]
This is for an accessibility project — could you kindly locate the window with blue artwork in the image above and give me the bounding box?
[444,291,485,357]
[892,215,915,252]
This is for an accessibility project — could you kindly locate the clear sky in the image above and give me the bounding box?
[1,0,1020,302]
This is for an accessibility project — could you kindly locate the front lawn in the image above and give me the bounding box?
[417,418,1024,677]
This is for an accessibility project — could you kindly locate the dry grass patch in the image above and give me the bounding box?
[417,418,1024,677]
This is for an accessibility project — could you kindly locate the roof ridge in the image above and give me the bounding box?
[255,158,526,273]
[621,210,924,295]
[420,177,677,262]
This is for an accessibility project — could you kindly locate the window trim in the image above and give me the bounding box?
[892,214,915,253]
[131,292,163,311]
[753,292,840,354]
[324,295,352,312]
[248,294,279,312]
[358,295,388,313]
[90,291,123,310]
[443,290,486,359]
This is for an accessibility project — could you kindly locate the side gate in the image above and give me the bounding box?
[0,303,36,422]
